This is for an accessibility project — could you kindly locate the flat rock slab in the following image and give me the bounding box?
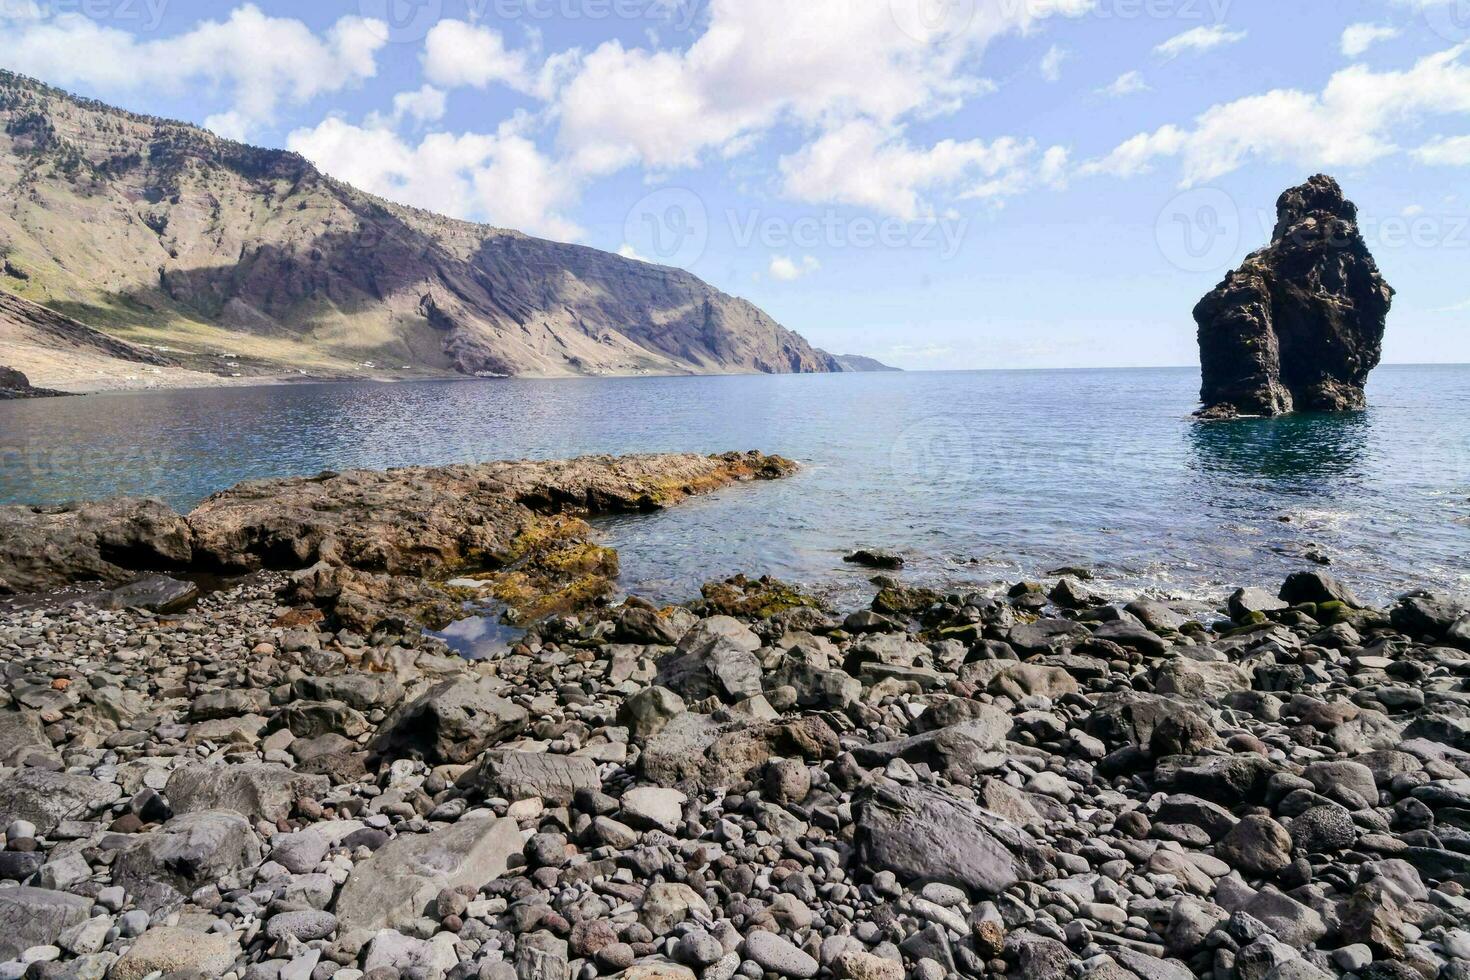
[166,762,328,823]
[0,767,122,834]
[110,926,240,980]
[0,887,92,961]
[856,780,1049,896]
[335,813,521,933]
[0,709,61,767]
[475,751,599,805]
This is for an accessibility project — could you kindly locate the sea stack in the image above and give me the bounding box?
[1194,175,1393,419]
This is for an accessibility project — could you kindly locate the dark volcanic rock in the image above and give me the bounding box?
[1195,175,1393,418]
[0,364,65,398]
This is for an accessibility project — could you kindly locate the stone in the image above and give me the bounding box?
[850,717,1010,781]
[655,616,763,703]
[743,930,818,979]
[109,927,240,980]
[0,769,121,835]
[1289,805,1356,854]
[638,882,709,934]
[334,813,521,932]
[475,751,599,805]
[374,678,528,764]
[98,573,199,613]
[0,496,194,594]
[0,888,92,962]
[0,710,60,768]
[1279,571,1362,609]
[266,910,339,943]
[112,809,263,913]
[620,786,685,833]
[855,780,1047,895]
[166,763,328,823]
[1195,175,1393,418]
[1218,815,1294,878]
[619,686,686,741]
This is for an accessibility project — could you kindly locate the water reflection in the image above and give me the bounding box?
[1187,411,1372,490]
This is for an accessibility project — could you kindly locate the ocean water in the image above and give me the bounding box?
[2,365,1468,610]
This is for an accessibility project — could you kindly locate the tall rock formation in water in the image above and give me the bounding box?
[1194,175,1394,418]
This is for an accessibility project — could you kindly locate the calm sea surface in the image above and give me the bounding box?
[2,366,1467,611]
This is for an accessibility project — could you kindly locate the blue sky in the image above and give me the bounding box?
[3,0,1469,368]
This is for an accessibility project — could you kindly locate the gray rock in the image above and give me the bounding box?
[0,888,92,962]
[112,809,263,913]
[618,686,686,741]
[0,768,121,835]
[743,930,818,979]
[0,711,60,768]
[107,926,240,980]
[850,717,1010,781]
[166,763,328,823]
[334,813,520,932]
[374,677,528,764]
[855,780,1047,895]
[1218,814,1294,878]
[655,616,762,703]
[266,910,338,943]
[475,751,599,805]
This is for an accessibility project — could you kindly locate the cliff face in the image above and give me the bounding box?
[1194,175,1394,418]
[0,71,839,382]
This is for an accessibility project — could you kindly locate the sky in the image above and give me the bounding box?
[2,0,1469,369]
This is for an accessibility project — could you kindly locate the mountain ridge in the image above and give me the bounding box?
[0,69,845,388]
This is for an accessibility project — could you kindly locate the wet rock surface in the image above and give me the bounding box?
[1195,175,1394,418]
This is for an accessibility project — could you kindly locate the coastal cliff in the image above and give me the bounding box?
[0,71,841,386]
[1195,175,1394,418]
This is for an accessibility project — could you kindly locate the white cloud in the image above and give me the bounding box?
[1041,45,1069,83]
[1415,134,1470,164]
[778,119,1061,219]
[768,255,819,281]
[1341,23,1400,57]
[421,19,536,95]
[617,244,650,262]
[392,85,448,125]
[1100,71,1150,98]
[0,3,386,136]
[1155,25,1248,59]
[552,0,1081,177]
[1083,44,1470,185]
[287,117,583,241]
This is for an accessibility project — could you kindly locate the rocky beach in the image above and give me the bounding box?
[1,452,1469,980]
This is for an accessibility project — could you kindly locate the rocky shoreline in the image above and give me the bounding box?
[2,454,1469,980]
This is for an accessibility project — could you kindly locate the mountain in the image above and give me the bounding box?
[835,354,900,372]
[0,70,841,387]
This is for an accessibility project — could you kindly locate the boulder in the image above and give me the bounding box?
[374,677,528,764]
[1195,175,1393,417]
[166,763,328,823]
[654,616,763,703]
[0,768,121,834]
[334,813,520,932]
[641,712,839,790]
[95,573,199,613]
[0,497,193,594]
[110,926,241,980]
[0,710,60,768]
[112,809,263,912]
[0,887,92,961]
[855,780,1049,895]
[474,751,600,805]
[850,715,1011,781]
